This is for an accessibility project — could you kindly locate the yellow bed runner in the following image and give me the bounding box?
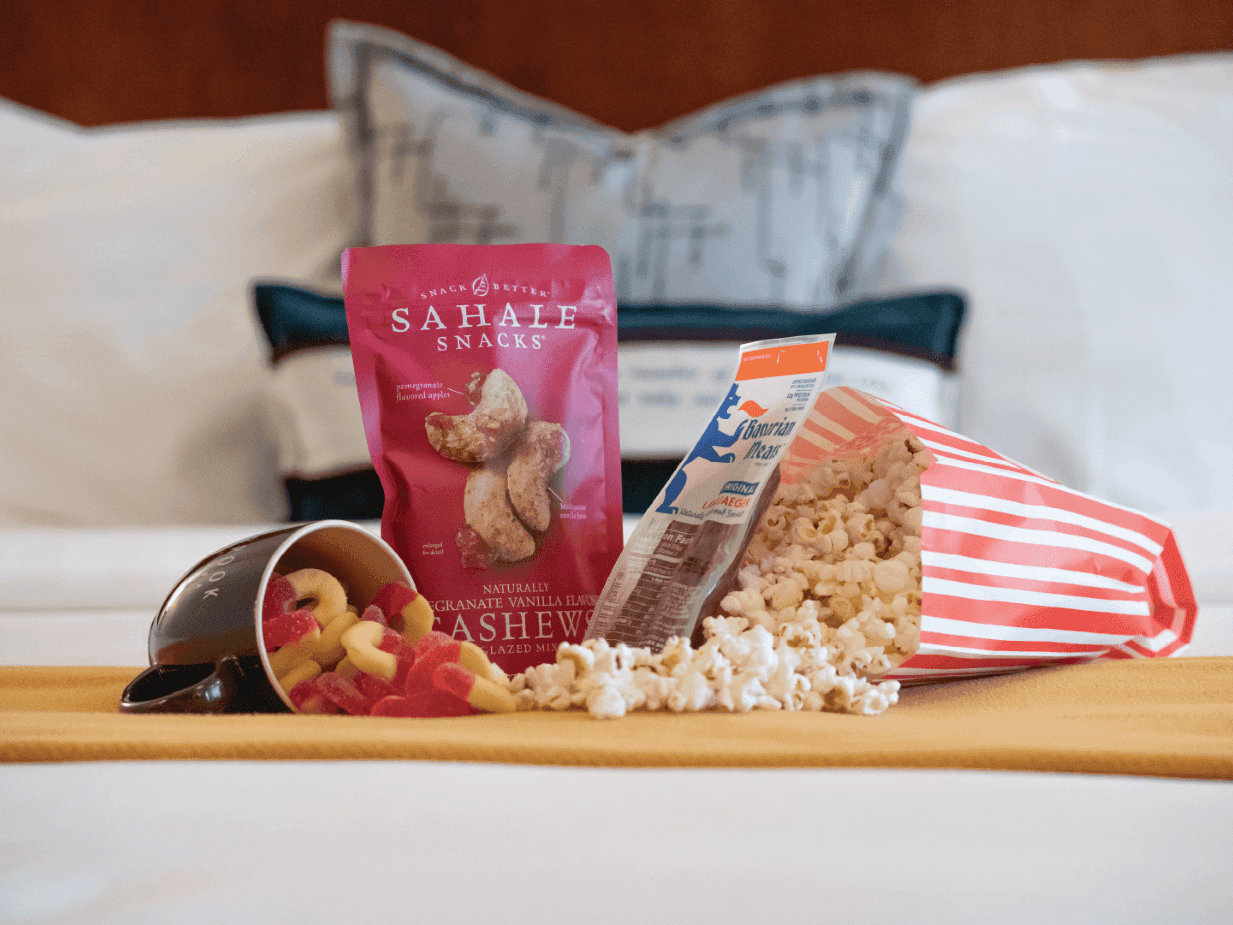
[2,658,1231,778]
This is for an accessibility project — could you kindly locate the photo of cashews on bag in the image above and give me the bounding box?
[507,421,571,533]
[432,369,571,568]
[425,368,528,463]
[463,464,537,562]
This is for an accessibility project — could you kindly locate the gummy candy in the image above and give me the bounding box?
[403,632,463,691]
[371,582,417,620]
[340,619,398,680]
[262,572,298,623]
[285,568,349,625]
[360,604,387,627]
[264,576,512,718]
[278,658,323,691]
[370,690,474,718]
[354,669,399,701]
[267,631,321,680]
[315,671,377,715]
[433,661,476,701]
[288,679,333,714]
[307,609,359,668]
[262,608,319,651]
[371,582,434,640]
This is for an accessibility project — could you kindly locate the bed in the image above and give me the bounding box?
[3,3,1233,922]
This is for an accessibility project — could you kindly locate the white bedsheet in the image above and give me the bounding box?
[1,763,1230,925]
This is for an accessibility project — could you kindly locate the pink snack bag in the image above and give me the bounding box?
[343,244,623,675]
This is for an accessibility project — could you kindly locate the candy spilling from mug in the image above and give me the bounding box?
[263,569,515,717]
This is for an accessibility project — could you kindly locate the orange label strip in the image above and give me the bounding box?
[734,340,830,381]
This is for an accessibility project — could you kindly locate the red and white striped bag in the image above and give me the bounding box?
[782,387,1198,681]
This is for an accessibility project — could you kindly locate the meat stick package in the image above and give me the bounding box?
[344,244,623,675]
[586,334,837,651]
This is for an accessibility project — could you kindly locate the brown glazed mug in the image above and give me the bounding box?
[119,520,412,714]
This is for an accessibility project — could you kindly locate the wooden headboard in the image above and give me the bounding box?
[3,0,1231,131]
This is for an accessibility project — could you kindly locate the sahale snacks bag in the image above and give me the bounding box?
[344,244,623,675]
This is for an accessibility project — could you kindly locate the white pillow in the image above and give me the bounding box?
[326,21,915,308]
[877,55,1233,514]
[0,100,354,525]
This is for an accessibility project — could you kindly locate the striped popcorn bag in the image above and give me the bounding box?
[782,387,1198,682]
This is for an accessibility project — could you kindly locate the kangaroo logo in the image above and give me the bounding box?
[656,384,766,515]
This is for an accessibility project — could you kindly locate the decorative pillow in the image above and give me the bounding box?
[326,20,915,308]
[0,99,355,525]
[876,55,1233,515]
[253,283,383,522]
[251,283,963,515]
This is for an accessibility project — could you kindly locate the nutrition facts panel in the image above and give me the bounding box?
[602,519,734,650]
[602,520,696,647]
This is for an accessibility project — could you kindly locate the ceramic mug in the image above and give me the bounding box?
[119,520,412,714]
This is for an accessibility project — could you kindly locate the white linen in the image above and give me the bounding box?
[0,100,354,526]
[0,762,1229,925]
[877,54,1233,515]
[0,525,293,611]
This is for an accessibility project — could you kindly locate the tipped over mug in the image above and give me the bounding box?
[120,520,412,714]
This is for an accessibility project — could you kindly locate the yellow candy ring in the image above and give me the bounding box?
[285,568,349,626]
[340,619,397,681]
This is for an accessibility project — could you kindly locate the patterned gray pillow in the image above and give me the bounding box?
[327,21,916,308]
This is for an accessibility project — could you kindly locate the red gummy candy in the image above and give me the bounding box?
[374,629,415,687]
[369,695,418,717]
[413,630,456,653]
[378,626,407,654]
[433,661,477,701]
[288,678,334,714]
[411,688,476,717]
[354,670,399,702]
[360,604,387,627]
[393,654,416,692]
[262,608,318,651]
[371,582,420,631]
[316,671,377,716]
[287,679,317,709]
[404,633,462,696]
[262,572,297,624]
[370,690,475,718]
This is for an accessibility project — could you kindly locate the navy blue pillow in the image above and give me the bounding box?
[616,292,964,368]
[253,283,383,522]
[253,283,352,363]
[253,283,964,518]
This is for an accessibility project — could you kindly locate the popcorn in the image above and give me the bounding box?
[505,434,928,719]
